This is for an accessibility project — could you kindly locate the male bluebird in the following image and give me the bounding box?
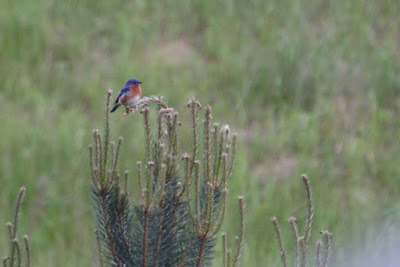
[110,78,143,113]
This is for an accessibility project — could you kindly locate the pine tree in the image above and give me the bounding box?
[89,90,245,267]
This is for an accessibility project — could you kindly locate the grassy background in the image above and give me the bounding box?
[1,0,400,266]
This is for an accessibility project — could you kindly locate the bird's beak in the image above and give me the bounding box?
[138,81,143,84]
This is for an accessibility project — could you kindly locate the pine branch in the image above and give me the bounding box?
[125,95,168,115]
[271,217,287,267]
[233,197,245,267]
[142,207,149,267]
[302,174,314,259]
[196,234,208,267]
[9,187,25,267]
[22,236,30,267]
[288,217,300,267]
[2,187,31,267]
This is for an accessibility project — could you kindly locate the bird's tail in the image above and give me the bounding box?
[110,103,120,113]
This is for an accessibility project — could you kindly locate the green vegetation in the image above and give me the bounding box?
[1,0,399,266]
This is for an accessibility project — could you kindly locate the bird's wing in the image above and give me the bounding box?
[115,86,130,103]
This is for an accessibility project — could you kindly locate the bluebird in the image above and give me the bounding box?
[110,78,143,113]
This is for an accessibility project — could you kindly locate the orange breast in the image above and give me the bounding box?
[120,85,142,104]
[130,85,141,97]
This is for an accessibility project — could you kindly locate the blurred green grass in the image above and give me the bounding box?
[1,0,400,266]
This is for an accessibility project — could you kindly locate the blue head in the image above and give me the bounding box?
[125,78,142,86]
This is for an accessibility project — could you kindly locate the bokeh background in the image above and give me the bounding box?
[1,0,400,266]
